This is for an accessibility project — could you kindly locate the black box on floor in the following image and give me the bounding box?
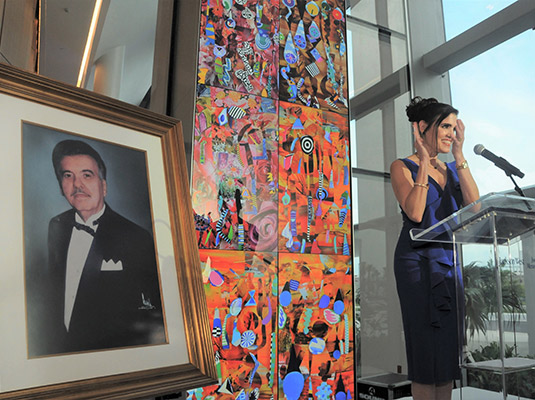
[357,373,412,400]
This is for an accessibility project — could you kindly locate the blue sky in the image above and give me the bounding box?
[443,1,535,196]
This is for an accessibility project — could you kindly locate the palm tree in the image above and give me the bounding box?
[463,259,526,339]
[462,262,489,339]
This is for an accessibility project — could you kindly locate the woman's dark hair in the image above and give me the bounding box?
[406,96,458,136]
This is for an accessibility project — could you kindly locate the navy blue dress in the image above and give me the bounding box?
[394,158,464,384]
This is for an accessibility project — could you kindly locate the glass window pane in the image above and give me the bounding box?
[348,0,406,34]
[355,110,384,171]
[348,0,377,25]
[443,0,516,39]
[347,20,381,96]
[38,0,159,107]
[446,30,535,195]
[391,35,408,73]
[394,92,413,159]
[386,0,406,34]
[353,173,405,377]
[347,20,407,98]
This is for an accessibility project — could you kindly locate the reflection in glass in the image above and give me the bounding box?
[38,0,158,107]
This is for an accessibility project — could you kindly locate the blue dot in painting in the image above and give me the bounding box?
[333,300,345,315]
[335,391,346,400]
[213,45,226,58]
[218,108,229,125]
[230,297,243,316]
[225,18,236,29]
[283,371,304,400]
[285,53,298,65]
[280,290,292,307]
[333,349,341,359]
[319,294,330,309]
[309,338,326,354]
[282,0,296,7]
[240,330,256,348]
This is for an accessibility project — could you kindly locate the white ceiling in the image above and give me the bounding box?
[39,0,158,106]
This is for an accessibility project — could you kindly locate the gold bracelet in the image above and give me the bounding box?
[414,182,429,190]
[456,160,468,170]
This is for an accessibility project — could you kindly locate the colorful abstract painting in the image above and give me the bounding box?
[191,2,353,400]
[279,0,348,114]
[278,102,351,254]
[278,253,354,400]
[198,0,280,99]
[190,250,278,400]
[192,85,279,251]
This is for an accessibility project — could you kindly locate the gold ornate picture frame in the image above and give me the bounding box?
[0,63,216,400]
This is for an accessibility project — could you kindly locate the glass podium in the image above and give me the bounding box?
[411,193,535,399]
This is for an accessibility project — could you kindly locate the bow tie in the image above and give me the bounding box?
[73,220,99,236]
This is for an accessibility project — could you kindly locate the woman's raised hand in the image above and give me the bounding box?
[452,118,465,159]
[412,122,430,162]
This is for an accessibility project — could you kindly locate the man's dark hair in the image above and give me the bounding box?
[52,140,107,184]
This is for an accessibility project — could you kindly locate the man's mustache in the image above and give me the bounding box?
[70,188,89,197]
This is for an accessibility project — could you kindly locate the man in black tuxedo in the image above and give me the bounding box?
[28,139,166,357]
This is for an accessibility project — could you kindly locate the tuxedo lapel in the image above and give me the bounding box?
[80,235,104,282]
[48,210,76,308]
[53,211,75,275]
[69,206,112,329]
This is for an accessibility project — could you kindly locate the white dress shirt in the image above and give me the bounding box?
[64,205,106,331]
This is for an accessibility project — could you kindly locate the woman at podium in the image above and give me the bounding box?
[390,97,479,400]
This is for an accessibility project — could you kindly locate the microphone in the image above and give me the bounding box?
[473,144,524,178]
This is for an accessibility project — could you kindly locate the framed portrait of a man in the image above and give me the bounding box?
[0,63,216,399]
[23,125,167,357]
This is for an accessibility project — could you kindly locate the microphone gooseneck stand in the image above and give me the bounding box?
[505,172,532,211]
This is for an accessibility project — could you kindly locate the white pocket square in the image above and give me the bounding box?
[100,259,123,271]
